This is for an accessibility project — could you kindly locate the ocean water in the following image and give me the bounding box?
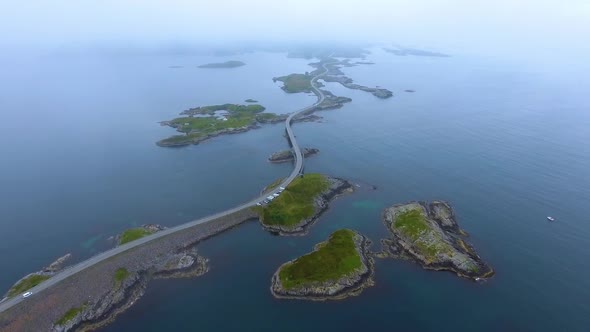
[1,48,589,332]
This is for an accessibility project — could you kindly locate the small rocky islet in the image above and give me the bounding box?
[268,148,319,163]
[271,229,374,300]
[380,201,494,280]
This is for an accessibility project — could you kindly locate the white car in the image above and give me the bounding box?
[22,292,32,298]
[256,202,261,206]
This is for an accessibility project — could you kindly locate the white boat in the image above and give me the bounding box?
[547,216,555,221]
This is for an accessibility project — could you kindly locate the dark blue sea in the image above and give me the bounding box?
[1,48,589,331]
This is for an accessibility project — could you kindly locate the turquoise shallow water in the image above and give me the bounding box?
[1,49,589,331]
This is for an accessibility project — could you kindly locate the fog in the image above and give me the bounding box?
[1,0,589,62]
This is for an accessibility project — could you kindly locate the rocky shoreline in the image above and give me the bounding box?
[270,231,374,301]
[260,176,354,236]
[380,201,494,280]
[0,209,258,332]
[268,148,319,163]
[52,248,209,332]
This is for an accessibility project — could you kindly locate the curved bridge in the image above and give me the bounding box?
[0,60,332,313]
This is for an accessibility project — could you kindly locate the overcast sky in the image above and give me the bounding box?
[1,0,589,57]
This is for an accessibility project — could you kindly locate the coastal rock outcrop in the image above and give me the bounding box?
[271,229,374,300]
[268,148,319,163]
[380,201,494,280]
[50,248,209,332]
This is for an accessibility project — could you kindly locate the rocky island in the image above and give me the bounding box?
[271,229,374,300]
[197,60,245,68]
[256,173,353,235]
[157,103,277,147]
[157,103,320,147]
[276,58,393,99]
[380,201,494,280]
[268,148,319,163]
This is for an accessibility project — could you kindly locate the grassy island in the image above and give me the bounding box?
[382,201,494,280]
[119,228,154,245]
[278,229,363,289]
[158,103,282,147]
[245,99,258,103]
[259,173,328,228]
[7,274,50,297]
[197,60,245,68]
[274,73,313,93]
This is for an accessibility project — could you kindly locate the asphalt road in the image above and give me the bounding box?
[0,60,332,314]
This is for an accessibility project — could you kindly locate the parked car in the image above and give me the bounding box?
[22,292,32,298]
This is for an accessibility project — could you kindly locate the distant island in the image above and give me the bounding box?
[384,47,450,57]
[158,103,278,147]
[256,174,353,235]
[380,201,493,280]
[271,229,374,300]
[244,99,258,103]
[157,103,321,147]
[197,60,245,68]
[274,58,393,99]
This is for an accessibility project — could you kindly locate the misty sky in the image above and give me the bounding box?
[1,0,589,57]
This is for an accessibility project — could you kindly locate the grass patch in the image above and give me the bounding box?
[56,305,86,325]
[279,229,362,289]
[274,73,313,93]
[119,228,153,245]
[7,274,50,297]
[260,173,329,228]
[393,209,429,241]
[113,268,130,288]
[393,208,454,262]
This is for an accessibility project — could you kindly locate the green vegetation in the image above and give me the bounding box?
[119,228,154,245]
[274,73,313,93]
[278,229,362,289]
[393,208,454,262]
[197,60,245,68]
[56,305,86,325]
[393,209,429,240]
[7,274,50,297]
[245,99,258,103]
[159,103,281,146]
[260,173,329,228]
[114,268,130,288]
[187,103,265,116]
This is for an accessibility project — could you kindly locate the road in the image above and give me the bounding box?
[0,60,333,314]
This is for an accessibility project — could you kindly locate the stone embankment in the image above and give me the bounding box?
[0,209,258,332]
